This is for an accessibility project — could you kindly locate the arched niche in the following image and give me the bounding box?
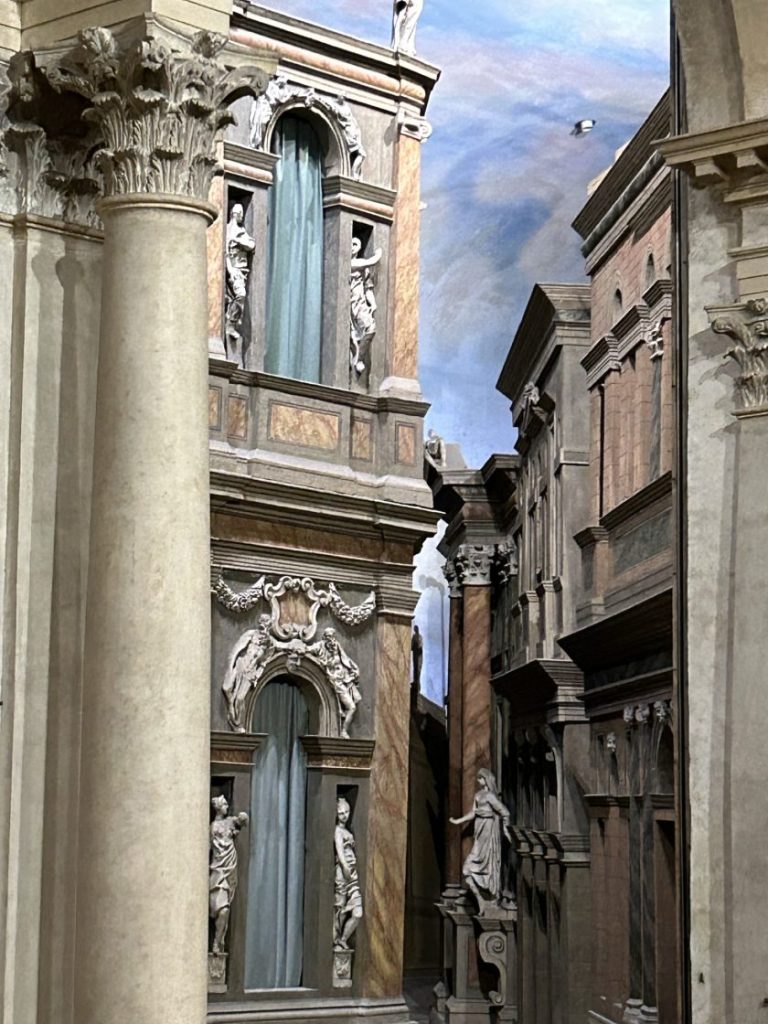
[245,652,340,739]
[653,723,675,796]
[265,104,349,178]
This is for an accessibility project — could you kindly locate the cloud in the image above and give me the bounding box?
[263,0,669,466]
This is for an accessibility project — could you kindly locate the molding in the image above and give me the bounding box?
[300,735,375,772]
[211,731,267,765]
[600,471,673,531]
[657,115,768,189]
[223,142,278,185]
[322,174,397,222]
[208,362,430,417]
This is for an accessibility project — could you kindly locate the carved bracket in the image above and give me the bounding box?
[709,298,768,413]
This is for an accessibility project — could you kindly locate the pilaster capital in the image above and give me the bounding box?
[493,541,519,584]
[708,297,768,414]
[44,25,270,202]
[454,544,495,587]
[442,559,461,599]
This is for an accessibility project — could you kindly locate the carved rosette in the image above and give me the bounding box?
[42,27,268,201]
[709,298,768,413]
[454,544,495,587]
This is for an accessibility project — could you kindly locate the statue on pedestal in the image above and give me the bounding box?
[349,237,383,379]
[225,202,256,366]
[334,797,363,952]
[450,768,511,915]
[209,795,249,956]
[392,0,424,56]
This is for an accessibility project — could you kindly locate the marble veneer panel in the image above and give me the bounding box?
[395,423,416,466]
[461,587,492,858]
[267,401,341,452]
[351,416,373,461]
[227,394,247,439]
[207,172,225,344]
[360,615,411,998]
[209,386,222,431]
[390,137,422,381]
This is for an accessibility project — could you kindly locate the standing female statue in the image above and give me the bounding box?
[349,237,383,378]
[392,0,424,56]
[209,795,249,955]
[450,768,511,915]
[334,797,363,950]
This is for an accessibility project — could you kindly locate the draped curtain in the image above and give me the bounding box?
[244,680,308,989]
[265,117,324,382]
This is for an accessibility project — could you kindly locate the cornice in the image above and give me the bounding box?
[223,142,278,185]
[322,175,397,222]
[600,471,673,531]
[208,360,430,417]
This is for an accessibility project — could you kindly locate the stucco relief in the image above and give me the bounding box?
[213,575,375,736]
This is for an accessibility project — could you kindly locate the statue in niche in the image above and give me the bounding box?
[411,624,423,686]
[317,93,366,179]
[450,768,512,915]
[334,797,363,952]
[424,428,446,468]
[392,0,424,56]
[209,795,249,955]
[225,202,256,367]
[350,237,383,379]
[311,627,362,739]
[222,613,272,732]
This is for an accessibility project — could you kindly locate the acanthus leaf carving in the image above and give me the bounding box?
[454,544,495,587]
[42,26,269,201]
[710,298,768,412]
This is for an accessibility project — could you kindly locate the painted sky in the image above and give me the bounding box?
[265,0,670,467]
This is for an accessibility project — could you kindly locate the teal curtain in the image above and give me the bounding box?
[244,681,308,989]
[265,117,324,382]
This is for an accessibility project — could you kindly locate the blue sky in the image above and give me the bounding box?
[268,0,670,467]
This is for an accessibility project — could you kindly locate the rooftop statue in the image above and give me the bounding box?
[392,0,424,56]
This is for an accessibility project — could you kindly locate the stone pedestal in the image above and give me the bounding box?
[475,913,518,1023]
[208,952,228,994]
[334,948,354,989]
[436,889,490,1024]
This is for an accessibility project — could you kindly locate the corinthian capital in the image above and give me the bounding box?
[709,298,768,413]
[454,544,495,587]
[42,25,270,201]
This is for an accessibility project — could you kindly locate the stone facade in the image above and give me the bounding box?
[430,97,680,1024]
[0,5,439,1024]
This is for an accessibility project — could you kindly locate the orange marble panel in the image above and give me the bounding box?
[209,386,222,431]
[267,402,340,451]
[390,137,422,380]
[206,172,225,343]
[351,417,373,461]
[396,422,416,466]
[361,615,411,998]
[227,394,247,439]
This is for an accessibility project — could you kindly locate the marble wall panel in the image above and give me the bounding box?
[460,586,492,860]
[351,416,373,462]
[209,386,222,431]
[360,615,411,998]
[395,423,416,466]
[207,172,225,346]
[267,401,340,451]
[226,394,248,439]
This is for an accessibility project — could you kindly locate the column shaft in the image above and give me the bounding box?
[74,195,212,1024]
[460,585,492,862]
[446,594,464,885]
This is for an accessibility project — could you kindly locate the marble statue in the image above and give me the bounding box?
[225,203,256,366]
[249,73,301,148]
[450,768,512,915]
[424,428,446,468]
[350,237,383,378]
[392,0,424,56]
[222,614,272,732]
[313,627,362,739]
[411,623,423,686]
[334,797,363,951]
[318,93,366,179]
[209,795,249,955]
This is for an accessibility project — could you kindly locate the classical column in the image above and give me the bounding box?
[39,27,269,1024]
[454,544,494,863]
[444,559,464,887]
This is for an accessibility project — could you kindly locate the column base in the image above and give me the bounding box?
[623,998,643,1022]
[638,1006,659,1024]
[445,996,491,1023]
